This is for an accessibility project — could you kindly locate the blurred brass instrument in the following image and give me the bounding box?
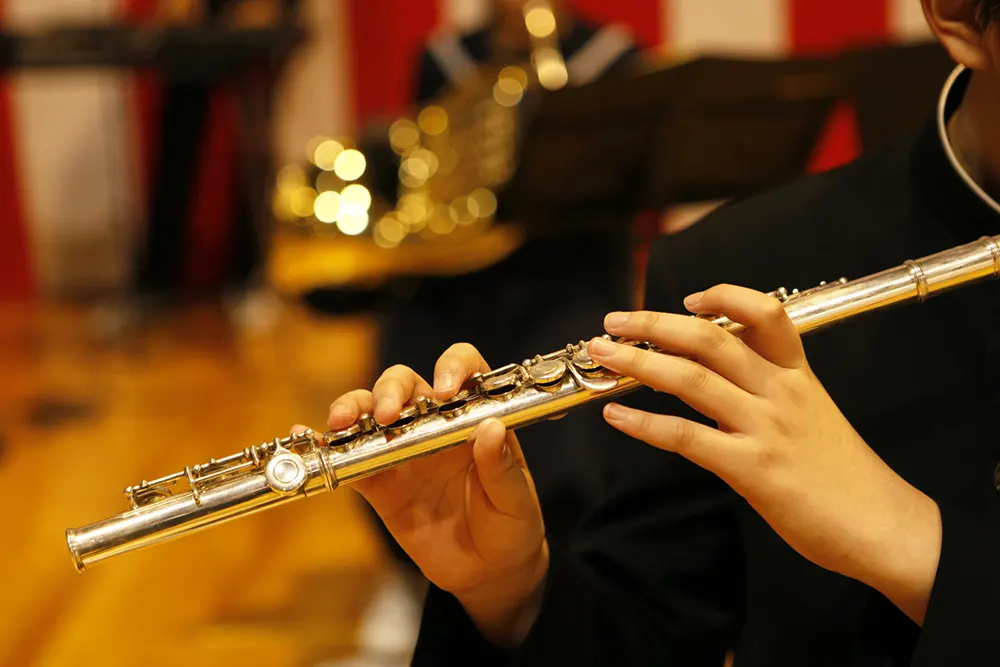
[391,0,570,239]
[67,235,1000,571]
[268,1,569,293]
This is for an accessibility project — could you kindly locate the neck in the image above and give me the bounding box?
[947,68,1000,203]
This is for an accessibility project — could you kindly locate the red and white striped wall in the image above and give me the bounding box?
[0,0,933,300]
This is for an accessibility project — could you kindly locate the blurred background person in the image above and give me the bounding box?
[124,0,296,336]
[413,0,642,104]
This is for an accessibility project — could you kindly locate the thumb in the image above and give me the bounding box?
[471,420,536,518]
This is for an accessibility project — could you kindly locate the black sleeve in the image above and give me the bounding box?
[411,234,745,666]
[910,504,1000,666]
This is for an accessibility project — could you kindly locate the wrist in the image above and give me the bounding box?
[848,481,942,624]
[456,541,550,647]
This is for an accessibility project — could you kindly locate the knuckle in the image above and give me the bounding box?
[680,361,710,390]
[703,284,731,302]
[694,319,729,352]
[444,342,486,371]
[672,419,696,452]
[331,390,366,411]
[636,411,654,434]
[385,364,412,379]
[765,368,813,408]
[764,298,787,321]
[761,402,794,438]
[372,375,394,392]
[630,346,648,372]
[453,341,479,358]
[780,375,811,408]
[751,440,780,473]
[378,365,411,389]
[639,310,661,332]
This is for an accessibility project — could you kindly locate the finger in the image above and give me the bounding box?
[291,424,311,435]
[469,419,536,518]
[603,403,748,480]
[469,418,529,470]
[371,365,434,425]
[434,343,491,398]
[603,310,774,392]
[328,390,373,430]
[684,284,806,369]
[589,338,758,429]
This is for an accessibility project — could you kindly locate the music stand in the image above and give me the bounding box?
[502,54,841,238]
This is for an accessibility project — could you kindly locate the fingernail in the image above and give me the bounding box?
[467,420,483,441]
[590,337,616,358]
[604,403,628,422]
[684,292,704,309]
[604,312,630,331]
[499,441,512,464]
[487,421,512,464]
[435,371,455,394]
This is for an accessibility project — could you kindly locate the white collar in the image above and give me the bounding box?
[937,65,1000,215]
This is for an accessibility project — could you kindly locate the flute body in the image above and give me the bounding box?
[65,235,1000,571]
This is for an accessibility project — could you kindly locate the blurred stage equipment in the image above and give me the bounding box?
[67,233,1000,569]
[0,18,303,303]
[0,23,299,74]
[267,39,954,300]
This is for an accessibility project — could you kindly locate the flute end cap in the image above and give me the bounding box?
[65,529,86,573]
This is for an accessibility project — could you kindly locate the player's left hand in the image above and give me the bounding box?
[589,285,941,623]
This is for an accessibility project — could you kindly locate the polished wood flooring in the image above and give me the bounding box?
[0,299,389,667]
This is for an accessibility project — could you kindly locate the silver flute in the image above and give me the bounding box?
[65,235,1000,571]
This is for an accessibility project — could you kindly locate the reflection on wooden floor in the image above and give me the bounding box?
[0,299,388,667]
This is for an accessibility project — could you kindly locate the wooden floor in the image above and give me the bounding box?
[0,298,390,667]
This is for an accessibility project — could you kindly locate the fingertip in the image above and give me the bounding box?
[328,403,355,429]
[683,291,705,311]
[603,403,629,424]
[433,369,457,396]
[604,311,630,332]
[290,423,310,435]
[588,336,616,359]
[472,419,510,468]
[374,396,399,425]
[477,418,506,443]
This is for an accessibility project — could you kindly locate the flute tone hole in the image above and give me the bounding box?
[388,415,417,430]
[437,399,467,414]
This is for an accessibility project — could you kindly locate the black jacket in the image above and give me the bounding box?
[411,109,1000,666]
